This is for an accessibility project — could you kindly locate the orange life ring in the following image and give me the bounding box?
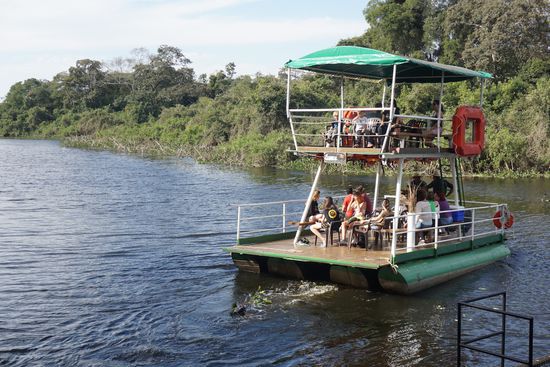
[452,106,486,156]
[493,210,514,229]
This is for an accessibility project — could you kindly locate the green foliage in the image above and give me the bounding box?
[0,7,548,178]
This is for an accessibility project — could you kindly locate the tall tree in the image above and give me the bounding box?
[340,0,432,58]
[442,0,549,79]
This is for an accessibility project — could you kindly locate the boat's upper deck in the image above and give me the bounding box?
[289,108,456,161]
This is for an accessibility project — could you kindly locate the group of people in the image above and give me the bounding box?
[324,99,445,149]
[305,185,393,248]
[325,100,400,148]
[302,172,456,248]
[409,172,455,243]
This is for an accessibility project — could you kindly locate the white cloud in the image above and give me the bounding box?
[0,0,366,97]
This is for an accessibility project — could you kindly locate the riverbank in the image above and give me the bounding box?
[60,134,550,179]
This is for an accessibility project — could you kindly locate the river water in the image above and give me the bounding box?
[0,139,548,367]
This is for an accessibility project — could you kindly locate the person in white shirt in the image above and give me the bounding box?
[415,189,438,243]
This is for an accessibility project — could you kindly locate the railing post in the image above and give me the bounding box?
[501,205,506,236]
[434,214,439,255]
[437,72,444,151]
[457,302,462,367]
[471,208,475,242]
[237,206,241,243]
[391,159,404,260]
[282,203,286,233]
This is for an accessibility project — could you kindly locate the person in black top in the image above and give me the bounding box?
[427,172,453,197]
[310,196,340,247]
[307,189,321,222]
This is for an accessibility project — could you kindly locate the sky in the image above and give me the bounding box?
[0,0,368,99]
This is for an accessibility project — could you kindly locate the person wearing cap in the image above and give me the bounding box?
[427,172,453,197]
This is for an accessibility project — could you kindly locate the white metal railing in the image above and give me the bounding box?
[388,203,509,255]
[235,197,511,254]
[235,195,347,242]
[288,108,451,153]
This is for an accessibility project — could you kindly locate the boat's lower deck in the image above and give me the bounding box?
[225,232,509,294]
[229,236,391,269]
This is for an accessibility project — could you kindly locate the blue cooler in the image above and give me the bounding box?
[450,205,465,222]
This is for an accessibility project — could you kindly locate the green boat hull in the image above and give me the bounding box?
[378,243,510,294]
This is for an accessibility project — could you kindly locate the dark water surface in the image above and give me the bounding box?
[0,139,548,366]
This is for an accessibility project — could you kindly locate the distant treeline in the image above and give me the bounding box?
[0,0,548,175]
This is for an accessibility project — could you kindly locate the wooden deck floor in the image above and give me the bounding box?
[229,235,392,269]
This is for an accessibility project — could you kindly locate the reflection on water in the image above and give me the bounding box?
[0,139,548,366]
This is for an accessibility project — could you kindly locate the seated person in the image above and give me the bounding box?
[310,196,341,247]
[361,198,392,229]
[341,186,354,218]
[415,189,437,242]
[352,111,372,147]
[340,189,367,244]
[435,191,453,228]
[423,99,445,147]
[324,111,340,146]
[307,189,322,222]
[356,185,373,215]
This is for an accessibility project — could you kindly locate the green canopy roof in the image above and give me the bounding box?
[285,46,492,83]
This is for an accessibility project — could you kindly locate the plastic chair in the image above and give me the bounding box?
[314,220,342,247]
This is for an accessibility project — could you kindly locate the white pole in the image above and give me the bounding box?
[480,79,485,107]
[282,203,286,233]
[286,68,291,118]
[294,161,324,246]
[340,77,344,109]
[391,158,404,261]
[437,72,444,151]
[373,161,382,212]
[382,83,386,107]
[381,65,397,153]
[237,206,241,243]
[450,158,462,239]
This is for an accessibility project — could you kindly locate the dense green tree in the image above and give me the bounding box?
[442,0,549,79]
[339,0,432,58]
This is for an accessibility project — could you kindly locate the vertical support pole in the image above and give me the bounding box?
[450,158,462,238]
[382,83,386,107]
[337,77,344,152]
[381,65,397,153]
[480,79,485,107]
[437,72,444,151]
[391,158,404,260]
[294,161,324,246]
[457,303,462,367]
[450,158,459,207]
[282,203,286,233]
[373,161,382,211]
[286,68,291,118]
[434,213,439,252]
[501,292,506,367]
[340,77,344,110]
[236,206,241,243]
[287,69,298,151]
